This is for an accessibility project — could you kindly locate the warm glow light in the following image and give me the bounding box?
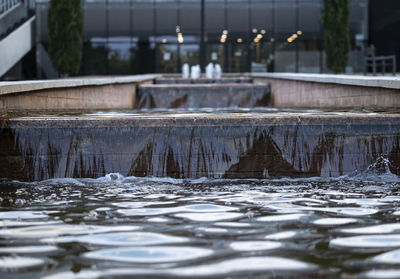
[257,34,263,39]
[252,28,258,33]
[220,39,226,43]
[292,34,298,39]
[287,38,293,43]
[261,29,266,34]
[161,39,167,43]
[254,38,259,43]
[223,30,228,35]
[237,38,243,43]
[221,34,227,39]
[297,30,302,35]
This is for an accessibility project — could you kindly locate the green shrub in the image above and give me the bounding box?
[321,0,351,73]
[48,0,83,76]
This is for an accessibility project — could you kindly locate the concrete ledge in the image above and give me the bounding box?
[252,73,400,90]
[0,74,160,96]
[0,74,160,111]
[252,73,400,108]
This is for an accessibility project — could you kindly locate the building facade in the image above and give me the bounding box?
[33,0,370,77]
[4,0,399,79]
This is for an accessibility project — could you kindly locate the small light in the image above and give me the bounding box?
[254,38,259,43]
[297,30,302,35]
[178,33,182,37]
[223,30,228,35]
[176,25,180,33]
[221,34,227,39]
[287,38,293,43]
[261,29,266,34]
[270,38,275,42]
[252,28,258,33]
[293,34,298,39]
[237,38,243,43]
[161,39,167,43]
[220,39,226,43]
[257,34,263,39]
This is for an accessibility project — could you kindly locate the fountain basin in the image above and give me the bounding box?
[137,84,270,109]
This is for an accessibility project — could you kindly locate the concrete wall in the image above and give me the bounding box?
[0,74,160,111]
[252,73,400,109]
[0,17,35,77]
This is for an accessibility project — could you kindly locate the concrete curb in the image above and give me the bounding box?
[0,74,161,96]
[251,73,400,90]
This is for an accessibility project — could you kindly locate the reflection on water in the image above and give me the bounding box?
[0,173,399,278]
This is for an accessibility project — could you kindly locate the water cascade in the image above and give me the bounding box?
[1,114,400,181]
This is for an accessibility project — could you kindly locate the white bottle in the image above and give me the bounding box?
[191,65,200,79]
[206,63,214,79]
[214,64,222,79]
[182,64,190,79]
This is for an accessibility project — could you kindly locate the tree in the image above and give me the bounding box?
[321,0,351,74]
[48,0,83,77]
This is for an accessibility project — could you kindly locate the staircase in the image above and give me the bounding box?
[0,0,35,78]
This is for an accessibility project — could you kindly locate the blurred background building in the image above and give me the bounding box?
[0,0,399,80]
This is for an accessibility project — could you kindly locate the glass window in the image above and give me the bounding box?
[205,0,225,35]
[81,38,108,75]
[84,0,107,39]
[299,43,321,73]
[275,0,296,33]
[108,0,130,37]
[206,44,225,67]
[227,0,249,32]
[132,0,155,37]
[132,40,156,74]
[157,44,178,73]
[251,42,273,72]
[250,0,273,33]
[275,39,297,72]
[108,38,132,75]
[228,44,248,73]
[156,0,178,35]
[299,0,321,34]
[180,0,200,34]
[180,44,199,67]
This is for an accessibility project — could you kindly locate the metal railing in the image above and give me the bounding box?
[0,0,21,16]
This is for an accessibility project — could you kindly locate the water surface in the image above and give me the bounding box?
[0,169,399,278]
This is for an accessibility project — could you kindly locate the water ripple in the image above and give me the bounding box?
[330,235,400,249]
[84,246,214,263]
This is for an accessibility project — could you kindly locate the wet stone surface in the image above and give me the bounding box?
[0,174,399,278]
